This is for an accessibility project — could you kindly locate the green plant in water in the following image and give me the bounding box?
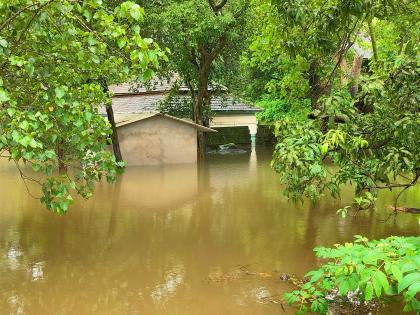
[284,235,420,314]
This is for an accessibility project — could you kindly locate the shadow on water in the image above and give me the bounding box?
[0,149,418,314]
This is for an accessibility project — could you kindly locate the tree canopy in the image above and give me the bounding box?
[244,0,419,216]
[140,0,250,157]
[0,0,165,213]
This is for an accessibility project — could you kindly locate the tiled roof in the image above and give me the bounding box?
[111,94,167,113]
[102,92,259,115]
[110,76,227,95]
[115,113,217,132]
[104,76,260,115]
[110,77,190,94]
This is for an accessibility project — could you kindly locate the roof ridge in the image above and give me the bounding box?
[115,113,217,133]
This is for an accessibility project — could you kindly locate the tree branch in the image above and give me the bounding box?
[208,0,228,12]
[367,19,378,62]
[0,2,43,32]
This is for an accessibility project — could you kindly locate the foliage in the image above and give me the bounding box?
[256,96,309,124]
[158,95,193,119]
[272,58,419,212]
[141,0,250,119]
[142,0,249,81]
[157,79,193,118]
[245,0,420,213]
[284,236,420,314]
[0,0,165,213]
[239,0,311,101]
[247,3,420,314]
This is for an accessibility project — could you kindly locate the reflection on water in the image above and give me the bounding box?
[151,265,184,304]
[0,150,418,315]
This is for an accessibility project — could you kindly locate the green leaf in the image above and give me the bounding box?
[0,37,7,47]
[407,282,420,298]
[310,300,318,312]
[19,120,30,131]
[32,163,41,172]
[44,150,56,159]
[375,271,389,292]
[321,143,328,154]
[117,37,127,48]
[339,280,350,295]
[6,107,15,116]
[0,88,9,103]
[365,283,374,301]
[55,87,66,99]
[20,135,32,148]
[398,273,420,293]
[84,111,92,122]
[372,274,382,297]
[391,265,403,282]
[29,138,39,149]
[142,68,154,81]
[25,63,35,77]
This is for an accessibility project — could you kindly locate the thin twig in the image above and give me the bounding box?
[0,2,41,32]
[13,160,42,200]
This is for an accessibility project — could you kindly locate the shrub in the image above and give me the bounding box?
[285,235,420,314]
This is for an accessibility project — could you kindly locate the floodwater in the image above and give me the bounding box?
[0,149,418,315]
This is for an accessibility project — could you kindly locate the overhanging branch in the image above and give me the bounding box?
[208,0,228,12]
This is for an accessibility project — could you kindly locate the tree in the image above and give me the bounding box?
[140,0,250,160]
[0,0,166,214]
[244,0,419,215]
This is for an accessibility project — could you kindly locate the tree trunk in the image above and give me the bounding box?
[308,59,332,133]
[193,62,211,162]
[338,57,348,86]
[350,55,363,98]
[368,19,378,62]
[398,35,405,55]
[106,103,123,163]
[57,142,67,174]
[308,59,322,110]
[99,79,123,164]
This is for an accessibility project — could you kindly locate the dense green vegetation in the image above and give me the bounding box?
[242,1,419,313]
[0,0,165,213]
[285,236,420,314]
[140,0,250,157]
[245,0,419,215]
[0,1,418,313]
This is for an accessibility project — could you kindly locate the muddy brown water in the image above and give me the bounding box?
[0,150,418,315]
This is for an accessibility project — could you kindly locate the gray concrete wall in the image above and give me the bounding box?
[117,116,198,166]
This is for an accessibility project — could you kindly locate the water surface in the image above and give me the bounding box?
[0,150,418,314]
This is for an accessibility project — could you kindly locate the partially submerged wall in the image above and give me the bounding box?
[117,116,197,166]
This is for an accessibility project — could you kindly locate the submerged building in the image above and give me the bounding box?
[108,80,261,149]
[113,113,215,166]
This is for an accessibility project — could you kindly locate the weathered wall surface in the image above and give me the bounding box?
[210,114,257,128]
[117,116,197,166]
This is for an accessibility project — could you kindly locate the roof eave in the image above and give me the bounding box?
[115,113,217,132]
